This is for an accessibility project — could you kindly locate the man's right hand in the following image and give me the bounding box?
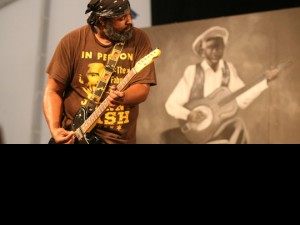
[52,128,75,144]
[188,111,206,123]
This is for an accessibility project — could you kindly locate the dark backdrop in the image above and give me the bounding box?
[151,0,300,25]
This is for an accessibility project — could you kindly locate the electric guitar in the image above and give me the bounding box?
[181,60,293,144]
[49,48,161,144]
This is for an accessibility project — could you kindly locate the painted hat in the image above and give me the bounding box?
[192,26,229,56]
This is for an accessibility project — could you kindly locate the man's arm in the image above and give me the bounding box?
[43,76,75,144]
[165,65,195,121]
[235,69,279,110]
[107,83,150,107]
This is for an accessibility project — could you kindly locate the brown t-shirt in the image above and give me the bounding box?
[46,25,157,144]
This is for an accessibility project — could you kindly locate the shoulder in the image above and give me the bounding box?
[61,25,91,42]
[133,27,149,37]
[222,60,234,67]
[132,27,151,42]
[186,64,197,70]
[222,60,237,71]
[183,64,197,77]
[222,60,241,80]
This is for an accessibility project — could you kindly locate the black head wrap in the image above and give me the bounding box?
[86,0,130,18]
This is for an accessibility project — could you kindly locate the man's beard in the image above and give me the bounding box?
[103,21,133,42]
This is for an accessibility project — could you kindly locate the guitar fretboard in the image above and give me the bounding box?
[117,69,137,92]
[219,75,265,107]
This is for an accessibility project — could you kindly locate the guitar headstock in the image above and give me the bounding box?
[134,48,161,73]
[277,59,294,71]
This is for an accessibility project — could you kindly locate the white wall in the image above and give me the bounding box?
[0,0,152,144]
[40,0,89,144]
[130,0,152,28]
[0,0,42,144]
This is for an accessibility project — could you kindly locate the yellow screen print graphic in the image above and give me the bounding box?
[79,63,130,130]
[80,62,104,104]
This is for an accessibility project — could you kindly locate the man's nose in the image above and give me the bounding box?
[126,14,132,24]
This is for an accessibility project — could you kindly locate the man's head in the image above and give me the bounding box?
[192,26,229,68]
[86,0,131,19]
[192,26,229,56]
[85,0,133,42]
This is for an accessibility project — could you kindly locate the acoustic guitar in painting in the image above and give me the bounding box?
[181,60,293,144]
[49,48,161,144]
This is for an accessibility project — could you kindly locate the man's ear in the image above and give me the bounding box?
[198,41,205,55]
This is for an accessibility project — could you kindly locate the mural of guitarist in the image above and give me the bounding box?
[161,26,279,144]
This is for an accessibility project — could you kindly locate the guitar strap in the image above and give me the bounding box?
[221,61,231,87]
[189,63,205,101]
[87,41,125,114]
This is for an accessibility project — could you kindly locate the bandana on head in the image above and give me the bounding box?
[85,0,130,18]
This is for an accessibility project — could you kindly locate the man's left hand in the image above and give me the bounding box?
[265,68,280,82]
[107,85,125,107]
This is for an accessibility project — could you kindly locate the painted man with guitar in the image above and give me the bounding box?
[161,26,279,144]
[43,0,157,144]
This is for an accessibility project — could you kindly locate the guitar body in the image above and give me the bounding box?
[48,107,103,145]
[181,87,239,144]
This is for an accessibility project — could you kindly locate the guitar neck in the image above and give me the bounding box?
[117,68,137,91]
[219,60,293,107]
[219,74,266,107]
